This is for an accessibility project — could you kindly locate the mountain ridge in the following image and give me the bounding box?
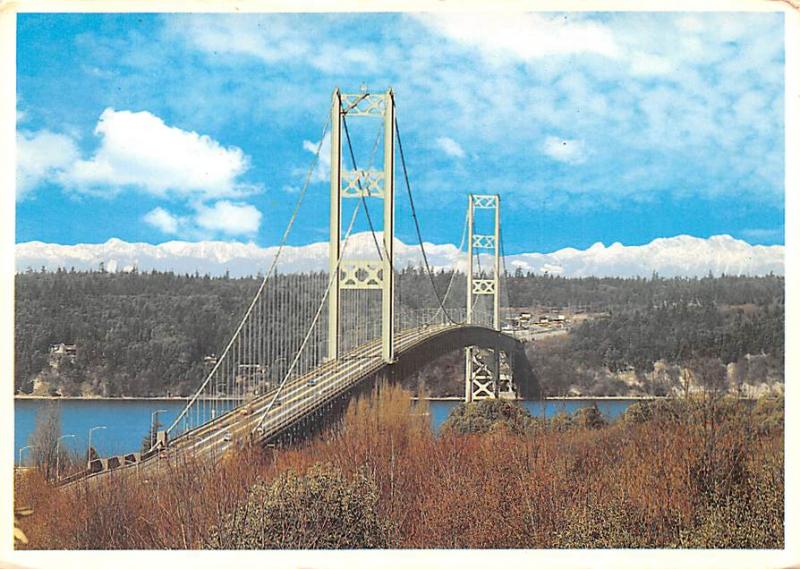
[15,233,784,278]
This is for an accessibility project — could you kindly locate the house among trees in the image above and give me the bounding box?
[48,343,77,368]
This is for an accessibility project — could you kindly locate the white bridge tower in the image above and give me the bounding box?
[328,88,396,364]
[465,194,515,401]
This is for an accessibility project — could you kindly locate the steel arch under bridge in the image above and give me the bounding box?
[160,324,539,460]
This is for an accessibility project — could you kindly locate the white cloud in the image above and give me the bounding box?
[541,136,586,164]
[194,200,262,236]
[435,136,465,158]
[16,130,80,200]
[302,131,331,183]
[629,52,676,77]
[62,108,252,199]
[144,201,263,238]
[158,12,783,211]
[143,207,181,235]
[16,93,27,123]
[414,13,620,61]
[169,16,379,73]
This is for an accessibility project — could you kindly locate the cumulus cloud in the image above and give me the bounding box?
[62,108,252,199]
[414,13,620,61]
[16,108,264,239]
[194,200,262,236]
[16,130,80,200]
[143,207,181,235]
[302,131,331,183]
[435,136,465,158]
[541,136,586,164]
[143,201,262,238]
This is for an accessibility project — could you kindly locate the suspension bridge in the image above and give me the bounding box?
[64,88,539,483]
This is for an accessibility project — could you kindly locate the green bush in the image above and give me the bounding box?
[442,399,535,435]
[572,405,608,429]
[209,464,394,549]
[622,398,692,425]
[752,394,784,435]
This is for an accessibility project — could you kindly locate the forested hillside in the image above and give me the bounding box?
[14,268,784,397]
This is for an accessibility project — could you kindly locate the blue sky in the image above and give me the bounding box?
[15,12,785,254]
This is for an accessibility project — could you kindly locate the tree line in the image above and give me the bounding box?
[14,268,784,397]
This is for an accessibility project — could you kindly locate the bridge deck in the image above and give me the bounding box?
[64,323,533,487]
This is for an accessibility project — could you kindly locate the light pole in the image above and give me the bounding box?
[18,445,34,467]
[150,409,167,451]
[56,434,76,482]
[87,426,106,467]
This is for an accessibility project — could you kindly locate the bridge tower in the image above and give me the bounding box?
[465,194,514,401]
[328,88,396,364]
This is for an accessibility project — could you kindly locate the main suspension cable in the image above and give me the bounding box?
[167,116,330,437]
[252,196,366,432]
[340,100,383,261]
[391,97,458,326]
[431,205,469,324]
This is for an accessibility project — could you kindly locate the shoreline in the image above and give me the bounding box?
[15,394,665,402]
[16,394,764,402]
[413,395,665,402]
[14,395,191,401]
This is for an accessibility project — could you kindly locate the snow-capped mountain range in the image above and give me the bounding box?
[15,233,784,278]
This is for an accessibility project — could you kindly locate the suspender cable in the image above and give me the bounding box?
[166,116,330,437]
[391,101,458,325]
[253,195,367,433]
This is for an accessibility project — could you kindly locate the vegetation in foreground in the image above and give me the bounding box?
[15,386,783,549]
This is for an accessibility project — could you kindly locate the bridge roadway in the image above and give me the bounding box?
[65,323,534,487]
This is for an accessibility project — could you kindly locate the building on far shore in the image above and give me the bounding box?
[48,343,77,368]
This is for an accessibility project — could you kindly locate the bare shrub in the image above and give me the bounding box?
[15,385,783,550]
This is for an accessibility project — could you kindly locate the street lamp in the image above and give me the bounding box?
[18,445,34,467]
[56,434,76,482]
[150,409,168,451]
[87,426,106,467]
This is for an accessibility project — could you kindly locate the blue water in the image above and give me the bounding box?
[427,399,635,433]
[14,399,188,464]
[14,398,638,464]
